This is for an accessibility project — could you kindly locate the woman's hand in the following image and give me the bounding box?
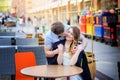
[57,44,64,54]
[58,44,63,50]
[57,44,64,65]
[71,44,83,54]
[71,45,78,54]
[70,44,83,65]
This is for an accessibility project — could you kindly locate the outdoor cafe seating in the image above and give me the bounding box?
[0,32,46,80]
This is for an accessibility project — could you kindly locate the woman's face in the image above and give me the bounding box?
[66,28,74,41]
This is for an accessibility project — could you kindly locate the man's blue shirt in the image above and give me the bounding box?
[44,24,70,47]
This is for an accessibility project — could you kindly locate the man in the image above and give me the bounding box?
[32,16,39,37]
[44,21,88,64]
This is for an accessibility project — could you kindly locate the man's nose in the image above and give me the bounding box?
[65,33,68,36]
[65,33,69,37]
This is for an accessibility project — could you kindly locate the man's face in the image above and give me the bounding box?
[58,29,69,37]
[58,31,68,37]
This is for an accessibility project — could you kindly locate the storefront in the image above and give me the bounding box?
[28,0,119,31]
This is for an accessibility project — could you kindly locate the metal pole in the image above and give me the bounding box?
[90,0,95,79]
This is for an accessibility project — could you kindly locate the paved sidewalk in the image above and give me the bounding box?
[85,39,120,80]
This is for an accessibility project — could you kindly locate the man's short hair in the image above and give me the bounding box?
[51,21,65,35]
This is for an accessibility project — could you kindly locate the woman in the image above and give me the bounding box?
[57,26,83,80]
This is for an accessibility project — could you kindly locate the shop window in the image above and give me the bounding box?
[84,1,91,10]
[100,0,118,10]
[54,9,58,21]
[46,10,52,27]
[61,6,67,24]
[70,4,78,26]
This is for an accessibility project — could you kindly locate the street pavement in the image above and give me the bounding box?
[85,39,120,80]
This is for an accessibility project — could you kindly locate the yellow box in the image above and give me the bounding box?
[86,16,94,35]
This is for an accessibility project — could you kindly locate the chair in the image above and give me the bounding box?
[0,46,16,75]
[26,34,33,38]
[17,45,47,65]
[0,32,15,36]
[0,38,11,45]
[35,33,44,45]
[15,52,36,80]
[16,38,39,45]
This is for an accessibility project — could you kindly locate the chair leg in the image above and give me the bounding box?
[34,77,40,80]
[41,78,45,80]
[11,75,15,80]
[118,62,120,80]
[48,78,55,80]
[67,77,70,80]
[37,77,40,80]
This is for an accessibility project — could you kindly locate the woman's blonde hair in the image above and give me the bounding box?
[68,26,80,55]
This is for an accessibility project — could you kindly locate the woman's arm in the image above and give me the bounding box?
[69,45,83,65]
[57,44,64,65]
[71,34,87,54]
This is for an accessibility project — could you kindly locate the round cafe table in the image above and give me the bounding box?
[21,65,83,78]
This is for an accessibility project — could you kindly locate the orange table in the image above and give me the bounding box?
[21,65,83,79]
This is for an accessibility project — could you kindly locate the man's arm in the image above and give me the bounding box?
[44,46,59,57]
[79,34,88,50]
[44,32,59,57]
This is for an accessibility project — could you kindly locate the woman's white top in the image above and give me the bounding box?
[63,52,83,80]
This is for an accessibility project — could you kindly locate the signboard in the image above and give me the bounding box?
[0,0,11,12]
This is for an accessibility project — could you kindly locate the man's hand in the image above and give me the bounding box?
[44,46,58,57]
[77,44,83,52]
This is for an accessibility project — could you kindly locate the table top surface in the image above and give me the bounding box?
[21,65,83,78]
